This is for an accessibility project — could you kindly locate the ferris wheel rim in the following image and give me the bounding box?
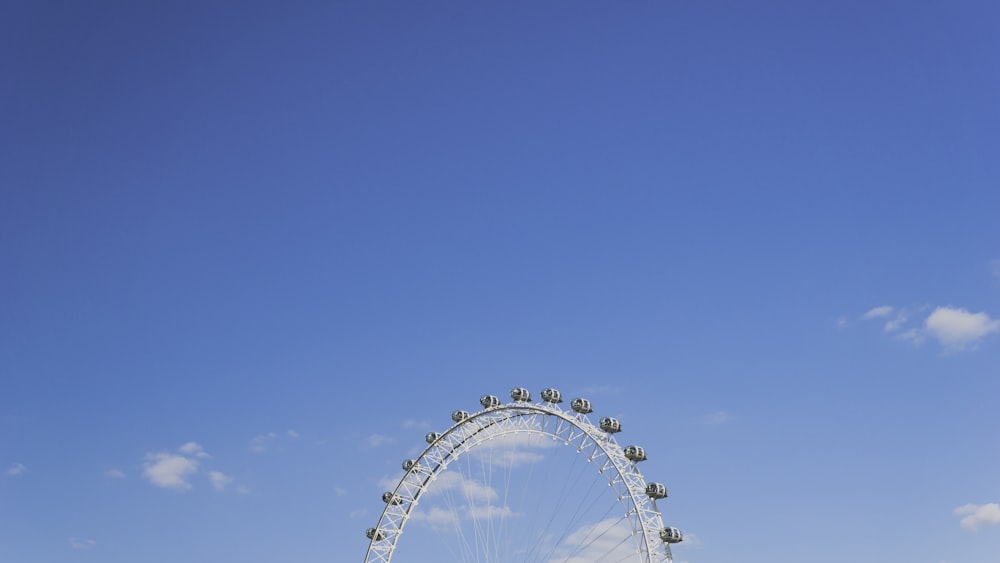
[363,392,675,563]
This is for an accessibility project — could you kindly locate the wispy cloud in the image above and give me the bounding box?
[679,531,701,546]
[104,468,125,479]
[402,419,430,430]
[250,430,299,452]
[68,537,96,550]
[349,508,368,520]
[250,432,278,453]
[6,463,27,476]
[861,305,911,333]
[466,504,517,519]
[178,442,210,458]
[701,411,732,426]
[862,305,894,319]
[955,503,1000,531]
[465,432,556,468]
[365,434,395,449]
[883,309,909,333]
[209,470,233,491]
[580,384,623,396]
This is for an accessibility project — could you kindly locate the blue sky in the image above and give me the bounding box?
[1,1,999,562]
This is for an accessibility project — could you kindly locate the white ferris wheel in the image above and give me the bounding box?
[363,387,683,563]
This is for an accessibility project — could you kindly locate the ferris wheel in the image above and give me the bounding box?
[363,387,683,563]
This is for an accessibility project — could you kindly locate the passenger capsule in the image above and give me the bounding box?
[624,445,647,462]
[402,459,420,472]
[510,387,532,402]
[425,432,441,444]
[571,398,593,414]
[659,527,683,544]
[645,482,668,499]
[366,527,387,541]
[452,410,470,423]
[480,395,501,408]
[541,388,563,403]
[599,417,622,433]
[382,491,402,505]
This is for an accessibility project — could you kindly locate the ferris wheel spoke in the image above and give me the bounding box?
[533,453,613,563]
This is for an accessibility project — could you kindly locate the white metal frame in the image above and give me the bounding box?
[363,395,675,563]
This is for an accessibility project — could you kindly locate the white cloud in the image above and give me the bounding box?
[862,305,894,319]
[6,463,27,476]
[208,470,233,491]
[458,478,501,504]
[408,506,460,528]
[421,471,498,503]
[287,429,299,439]
[553,518,637,563]
[464,433,555,468]
[861,303,997,352]
[925,307,999,351]
[955,503,1000,531]
[178,442,210,458]
[68,537,96,550]
[104,468,125,479]
[143,452,199,491]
